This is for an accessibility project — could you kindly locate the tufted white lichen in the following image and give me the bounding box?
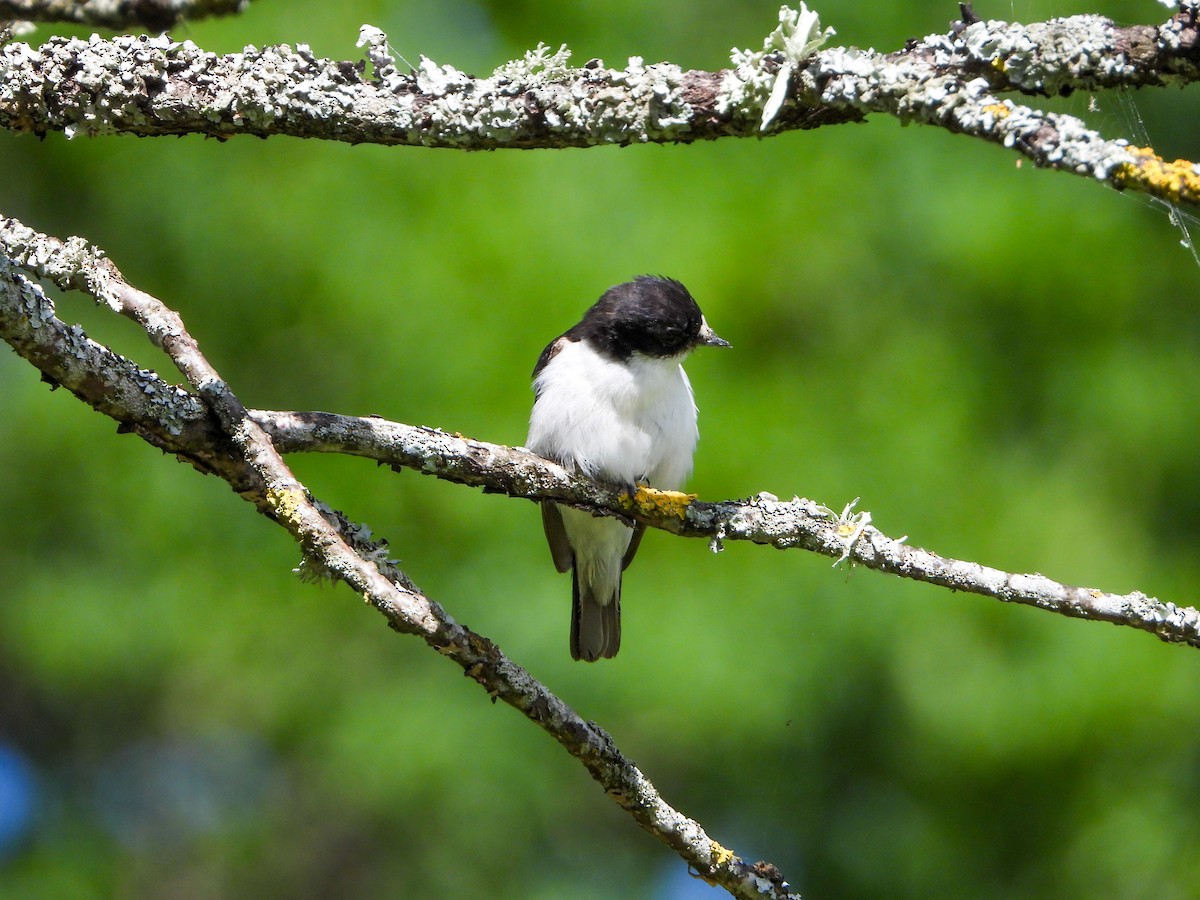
[719,3,834,130]
[492,42,573,83]
[958,16,1132,93]
[415,57,472,97]
[357,24,402,88]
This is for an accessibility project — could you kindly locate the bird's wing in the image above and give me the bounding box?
[540,501,575,573]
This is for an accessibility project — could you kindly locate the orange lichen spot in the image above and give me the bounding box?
[982,102,1010,120]
[622,485,696,519]
[1114,145,1200,205]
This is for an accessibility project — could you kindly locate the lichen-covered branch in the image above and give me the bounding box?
[255,410,1200,649]
[801,4,1200,205]
[3,213,1198,652]
[0,0,248,30]
[2,5,1199,204]
[0,213,797,900]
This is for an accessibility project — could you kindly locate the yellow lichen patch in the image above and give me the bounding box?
[689,840,736,887]
[1114,145,1200,205]
[266,485,308,524]
[709,840,735,867]
[981,102,1010,120]
[622,485,696,519]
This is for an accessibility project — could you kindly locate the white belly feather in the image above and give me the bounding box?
[527,340,699,490]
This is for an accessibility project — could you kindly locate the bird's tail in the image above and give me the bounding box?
[571,569,621,661]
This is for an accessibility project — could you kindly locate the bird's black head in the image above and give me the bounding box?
[574,276,728,360]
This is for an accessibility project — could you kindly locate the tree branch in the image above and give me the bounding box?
[255,410,1200,650]
[4,212,1198,657]
[0,212,799,900]
[1,5,1198,204]
[0,0,248,30]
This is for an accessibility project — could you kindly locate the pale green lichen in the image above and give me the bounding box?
[719,4,834,131]
[352,24,692,146]
[492,42,574,82]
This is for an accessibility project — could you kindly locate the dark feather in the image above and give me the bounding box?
[571,568,621,662]
[565,276,704,361]
[540,502,574,573]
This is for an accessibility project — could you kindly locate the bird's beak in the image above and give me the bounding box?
[698,318,731,348]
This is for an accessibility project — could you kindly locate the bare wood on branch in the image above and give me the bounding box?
[1,4,1199,204]
[0,213,798,900]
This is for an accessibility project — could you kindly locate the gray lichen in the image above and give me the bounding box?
[0,4,1195,202]
[801,13,1143,185]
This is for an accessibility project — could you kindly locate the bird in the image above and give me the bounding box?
[526,276,729,661]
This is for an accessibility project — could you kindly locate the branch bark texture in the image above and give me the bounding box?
[1,5,1199,204]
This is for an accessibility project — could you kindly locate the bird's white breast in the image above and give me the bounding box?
[527,339,699,489]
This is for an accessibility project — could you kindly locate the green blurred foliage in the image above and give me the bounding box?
[2,1,1199,897]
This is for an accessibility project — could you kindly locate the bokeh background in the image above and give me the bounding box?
[3,0,1199,897]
